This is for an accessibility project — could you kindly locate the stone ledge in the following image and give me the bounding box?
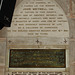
[0,64,5,68]
[0,38,6,42]
[70,38,75,41]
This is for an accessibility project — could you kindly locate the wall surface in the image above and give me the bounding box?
[0,0,75,75]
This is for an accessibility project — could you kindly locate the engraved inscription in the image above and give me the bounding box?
[9,49,66,68]
[7,0,69,37]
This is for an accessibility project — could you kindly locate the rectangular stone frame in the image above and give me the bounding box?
[5,46,69,72]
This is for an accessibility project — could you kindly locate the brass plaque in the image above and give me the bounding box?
[9,49,66,68]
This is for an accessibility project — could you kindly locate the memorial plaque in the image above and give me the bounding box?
[9,49,66,68]
[7,0,69,37]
